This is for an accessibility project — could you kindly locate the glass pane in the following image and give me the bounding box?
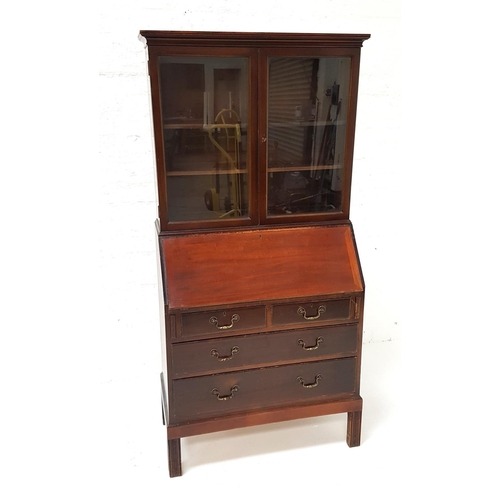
[158,56,249,222]
[267,57,351,216]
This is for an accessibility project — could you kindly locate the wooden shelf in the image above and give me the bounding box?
[164,121,249,130]
[268,164,342,173]
[166,168,248,177]
[269,120,346,128]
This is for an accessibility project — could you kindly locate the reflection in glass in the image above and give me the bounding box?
[158,56,249,222]
[267,57,351,216]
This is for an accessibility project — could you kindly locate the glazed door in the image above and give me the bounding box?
[258,48,361,223]
[148,48,258,230]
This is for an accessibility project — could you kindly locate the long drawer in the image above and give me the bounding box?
[170,357,356,423]
[171,324,358,378]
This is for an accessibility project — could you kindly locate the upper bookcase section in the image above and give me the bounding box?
[140,31,370,232]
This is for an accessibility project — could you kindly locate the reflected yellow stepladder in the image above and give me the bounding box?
[204,109,243,218]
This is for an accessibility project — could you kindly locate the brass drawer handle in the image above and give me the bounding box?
[211,346,240,361]
[297,305,326,321]
[209,313,240,330]
[297,374,322,388]
[297,336,324,351]
[212,385,239,401]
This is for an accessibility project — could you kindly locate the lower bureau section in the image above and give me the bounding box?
[170,357,356,423]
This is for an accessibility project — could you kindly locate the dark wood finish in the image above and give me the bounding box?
[180,306,266,338]
[140,30,369,476]
[168,439,182,478]
[145,44,259,233]
[139,31,370,49]
[257,46,361,225]
[167,397,362,440]
[162,225,363,309]
[171,357,356,423]
[171,323,358,378]
[346,410,362,447]
[272,298,351,326]
[140,31,369,232]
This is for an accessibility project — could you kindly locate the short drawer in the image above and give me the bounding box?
[170,357,356,423]
[171,324,358,378]
[272,298,351,327]
[180,306,266,338]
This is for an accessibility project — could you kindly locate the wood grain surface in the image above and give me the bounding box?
[162,225,363,309]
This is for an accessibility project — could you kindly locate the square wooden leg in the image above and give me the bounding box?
[168,438,182,477]
[346,410,362,447]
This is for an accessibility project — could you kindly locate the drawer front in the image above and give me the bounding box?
[171,357,356,423]
[272,299,351,327]
[171,324,358,378]
[181,306,266,338]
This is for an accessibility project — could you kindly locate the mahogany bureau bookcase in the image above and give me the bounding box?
[139,30,370,477]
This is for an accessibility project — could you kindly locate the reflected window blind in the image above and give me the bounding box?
[268,58,314,167]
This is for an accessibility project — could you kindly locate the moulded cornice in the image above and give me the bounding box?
[139,31,371,48]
